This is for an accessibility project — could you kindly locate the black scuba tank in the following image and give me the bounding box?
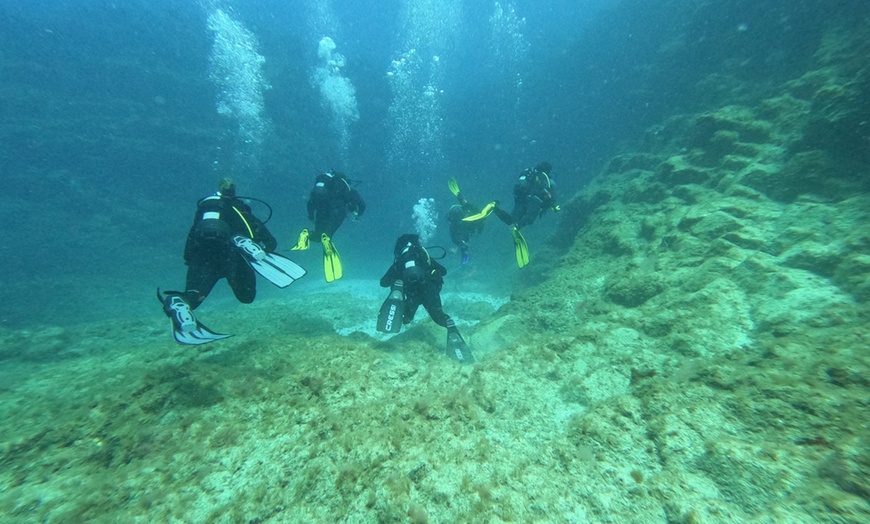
[192,196,233,242]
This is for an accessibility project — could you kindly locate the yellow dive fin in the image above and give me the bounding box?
[322,233,343,282]
[291,228,310,251]
[462,201,496,222]
[511,226,529,269]
[448,177,461,197]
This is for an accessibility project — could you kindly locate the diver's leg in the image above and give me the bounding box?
[333,214,348,237]
[517,196,543,227]
[511,195,528,226]
[310,208,325,242]
[493,207,514,225]
[227,255,257,304]
[184,260,220,310]
[421,283,450,328]
[403,291,422,324]
[310,222,324,243]
[322,210,347,238]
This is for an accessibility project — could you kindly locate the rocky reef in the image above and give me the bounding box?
[489,14,870,523]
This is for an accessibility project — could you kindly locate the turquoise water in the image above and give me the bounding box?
[1,1,868,522]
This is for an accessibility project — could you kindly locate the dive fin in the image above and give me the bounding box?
[157,289,231,346]
[291,228,310,251]
[322,233,343,282]
[233,236,307,288]
[448,177,461,197]
[251,252,307,288]
[462,201,496,222]
[446,321,475,364]
[376,280,405,333]
[511,226,530,269]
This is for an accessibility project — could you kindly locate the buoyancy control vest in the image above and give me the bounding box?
[191,194,253,242]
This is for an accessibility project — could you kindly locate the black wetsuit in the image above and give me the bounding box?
[182,194,276,309]
[307,171,366,241]
[510,167,557,228]
[379,237,451,327]
[447,198,484,257]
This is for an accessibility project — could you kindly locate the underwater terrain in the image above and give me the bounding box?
[1,1,869,523]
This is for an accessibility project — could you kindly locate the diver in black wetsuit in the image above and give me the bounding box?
[378,234,474,363]
[498,162,559,228]
[158,178,279,345]
[176,177,277,309]
[308,170,365,239]
[461,162,560,269]
[380,234,450,327]
[445,177,485,265]
[447,203,483,265]
[291,169,366,282]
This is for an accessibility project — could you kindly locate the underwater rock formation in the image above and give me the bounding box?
[499,14,869,524]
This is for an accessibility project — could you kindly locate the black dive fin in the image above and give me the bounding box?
[377,280,405,333]
[446,322,475,364]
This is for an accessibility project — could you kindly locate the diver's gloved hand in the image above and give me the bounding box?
[352,212,361,222]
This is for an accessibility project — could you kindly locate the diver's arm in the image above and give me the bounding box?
[349,189,366,216]
[432,260,448,278]
[306,198,317,221]
[251,218,278,252]
[380,264,401,287]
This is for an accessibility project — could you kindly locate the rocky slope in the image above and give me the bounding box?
[475,14,870,523]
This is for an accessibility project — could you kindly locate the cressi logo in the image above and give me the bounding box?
[385,304,398,331]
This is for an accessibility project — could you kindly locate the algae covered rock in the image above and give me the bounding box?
[656,155,712,186]
[679,209,744,241]
[779,241,842,277]
[687,105,773,168]
[742,150,852,202]
[833,253,870,302]
[794,75,870,169]
[604,270,666,307]
[603,152,662,174]
[691,105,773,145]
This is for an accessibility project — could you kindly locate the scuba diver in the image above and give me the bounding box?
[291,169,366,283]
[446,177,485,265]
[462,162,560,269]
[376,234,474,364]
[158,178,306,345]
[508,162,559,228]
